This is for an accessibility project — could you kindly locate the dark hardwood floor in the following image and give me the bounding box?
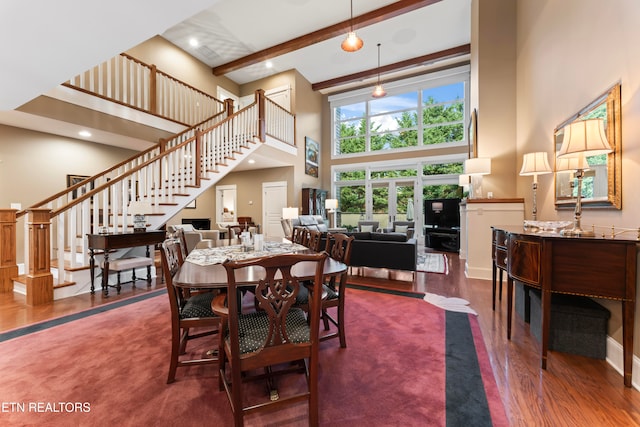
[2,248,640,426]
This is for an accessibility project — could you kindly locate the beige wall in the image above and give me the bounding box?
[127,35,239,99]
[238,69,324,210]
[0,124,137,262]
[172,68,323,226]
[514,0,640,353]
[472,0,518,198]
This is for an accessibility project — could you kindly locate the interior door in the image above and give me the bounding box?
[262,181,287,238]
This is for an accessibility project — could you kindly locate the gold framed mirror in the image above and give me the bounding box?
[554,82,621,209]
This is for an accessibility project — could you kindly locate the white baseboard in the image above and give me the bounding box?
[606,336,640,390]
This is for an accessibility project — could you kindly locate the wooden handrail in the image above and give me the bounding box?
[50,134,197,217]
[16,144,159,219]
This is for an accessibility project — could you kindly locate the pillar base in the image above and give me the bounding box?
[26,273,53,305]
[0,265,18,293]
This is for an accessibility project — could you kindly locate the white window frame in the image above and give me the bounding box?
[329,65,471,160]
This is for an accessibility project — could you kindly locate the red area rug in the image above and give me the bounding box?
[0,288,507,426]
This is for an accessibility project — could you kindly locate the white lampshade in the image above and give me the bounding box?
[282,207,298,220]
[520,152,552,176]
[325,198,338,210]
[557,118,612,158]
[464,157,492,175]
[555,153,590,172]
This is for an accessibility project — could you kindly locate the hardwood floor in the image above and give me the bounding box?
[2,248,640,425]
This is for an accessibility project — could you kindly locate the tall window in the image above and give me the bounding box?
[331,68,469,157]
[329,67,470,233]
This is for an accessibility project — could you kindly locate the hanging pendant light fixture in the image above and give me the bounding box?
[341,0,363,52]
[372,43,386,98]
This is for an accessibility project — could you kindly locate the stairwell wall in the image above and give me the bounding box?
[0,124,137,263]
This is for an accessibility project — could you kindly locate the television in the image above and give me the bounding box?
[182,218,211,230]
[424,198,461,229]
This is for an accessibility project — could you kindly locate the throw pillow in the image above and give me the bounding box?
[395,225,408,233]
[360,225,373,232]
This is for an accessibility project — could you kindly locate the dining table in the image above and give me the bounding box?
[173,239,348,290]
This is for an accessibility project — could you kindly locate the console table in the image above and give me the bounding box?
[88,231,166,296]
[492,226,638,387]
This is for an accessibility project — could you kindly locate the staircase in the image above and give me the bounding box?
[1,53,296,303]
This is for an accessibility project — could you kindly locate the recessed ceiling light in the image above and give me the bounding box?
[78,130,91,137]
[189,38,199,47]
[265,61,273,69]
[248,159,256,164]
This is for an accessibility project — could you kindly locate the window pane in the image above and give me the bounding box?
[423,123,464,144]
[423,185,463,200]
[371,169,417,179]
[423,163,464,175]
[370,129,419,151]
[336,102,365,121]
[423,101,464,125]
[369,92,418,115]
[422,82,464,104]
[338,185,365,216]
[371,110,418,132]
[371,186,388,215]
[336,118,366,154]
[336,170,365,180]
[338,136,365,154]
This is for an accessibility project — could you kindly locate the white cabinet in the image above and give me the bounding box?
[460,198,524,280]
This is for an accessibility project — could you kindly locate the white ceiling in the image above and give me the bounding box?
[162,0,470,92]
[0,0,470,160]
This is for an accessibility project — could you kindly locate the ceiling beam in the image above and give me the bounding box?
[211,0,442,76]
[311,44,471,91]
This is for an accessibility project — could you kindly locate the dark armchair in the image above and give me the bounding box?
[390,221,415,239]
[357,220,380,233]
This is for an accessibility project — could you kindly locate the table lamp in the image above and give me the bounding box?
[282,207,299,237]
[519,152,552,220]
[458,174,470,193]
[464,158,491,199]
[325,198,338,228]
[556,118,612,237]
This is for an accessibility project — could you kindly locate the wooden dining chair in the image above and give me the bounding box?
[306,229,323,251]
[295,232,354,347]
[160,238,220,384]
[292,226,308,246]
[212,252,328,427]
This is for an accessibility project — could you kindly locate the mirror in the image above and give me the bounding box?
[554,82,621,209]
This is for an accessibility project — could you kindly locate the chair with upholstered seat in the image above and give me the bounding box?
[389,220,415,239]
[168,224,219,253]
[306,229,323,251]
[292,226,308,246]
[295,233,353,347]
[160,238,220,384]
[213,252,327,427]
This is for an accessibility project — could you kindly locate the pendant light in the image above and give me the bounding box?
[341,0,363,52]
[372,43,386,98]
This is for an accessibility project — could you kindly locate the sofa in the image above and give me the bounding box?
[282,215,347,238]
[321,231,417,272]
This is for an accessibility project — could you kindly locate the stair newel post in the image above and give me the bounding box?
[195,129,203,187]
[150,64,157,116]
[158,138,167,202]
[0,209,18,293]
[224,98,234,117]
[25,208,53,305]
[257,89,266,142]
